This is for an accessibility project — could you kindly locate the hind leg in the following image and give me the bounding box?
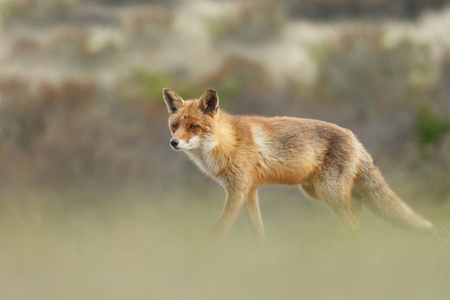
[351,194,362,223]
[327,198,360,231]
[300,183,320,201]
[315,181,360,230]
[301,181,361,230]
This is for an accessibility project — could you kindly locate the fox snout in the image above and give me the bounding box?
[170,139,179,149]
[169,136,201,151]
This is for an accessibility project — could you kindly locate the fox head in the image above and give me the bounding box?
[163,88,219,152]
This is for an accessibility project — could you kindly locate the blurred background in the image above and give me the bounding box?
[0,1,449,299]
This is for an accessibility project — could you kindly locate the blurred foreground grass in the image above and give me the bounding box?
[1,186,449,300]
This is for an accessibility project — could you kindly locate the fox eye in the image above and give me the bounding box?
[190,125,199,130]
[172,124,178,129]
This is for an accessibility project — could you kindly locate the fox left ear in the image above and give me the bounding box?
[198,88,219,116]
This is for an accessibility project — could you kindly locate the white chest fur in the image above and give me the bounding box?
[185,136,220,178]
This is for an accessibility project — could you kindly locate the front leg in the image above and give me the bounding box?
[214,188,246,243]
[244,188,265,244]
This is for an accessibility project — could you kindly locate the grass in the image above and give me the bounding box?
[0,186,449,300]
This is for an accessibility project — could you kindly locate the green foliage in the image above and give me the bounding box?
[120,68,206,103]
[121,69,172,102]
[121,55,273,109]
[312,27,436,108]
[416,106,450,148]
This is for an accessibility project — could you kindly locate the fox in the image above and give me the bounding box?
[163,87,434,243]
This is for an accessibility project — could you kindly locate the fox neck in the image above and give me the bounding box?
[185,112,235,180]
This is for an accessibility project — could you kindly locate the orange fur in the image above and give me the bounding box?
[163,88,434,244]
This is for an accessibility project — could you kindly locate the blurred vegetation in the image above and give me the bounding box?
[0,1,449,299]
[284,0,450,19]
[0,0,72,27]
[0,0,448,192]
[312,28,436,106]
[123,7,175,46]
[121,69,173,102]
[416,106,450,155]
[208,2,285,44]
[305,27,447,158]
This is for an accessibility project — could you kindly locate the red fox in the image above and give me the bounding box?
[163,87,434,243]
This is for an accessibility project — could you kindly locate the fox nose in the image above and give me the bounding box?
[170,139,179,148]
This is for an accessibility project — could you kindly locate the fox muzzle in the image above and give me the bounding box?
[170,139,179,149]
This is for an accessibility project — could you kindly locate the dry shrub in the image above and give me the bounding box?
[436,48,450,115]
[209,2,285,44]
[6,30,119,66]
[0,77,97,151]
[47,28,118,63]
[0,77,28,101]
[123,7,174,45]
[0,77,38,149]
[284,0,449,19]
[8,36,43,59]
[49,28,93,60]
[0,0,72,27]
[37,79,97,110]
[0,76,170,186]
[0,78,103,183]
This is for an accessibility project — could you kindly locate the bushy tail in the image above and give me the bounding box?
[355,154,434,232]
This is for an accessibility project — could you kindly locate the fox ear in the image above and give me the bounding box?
[163,88,184,114]
[198,88,219,116]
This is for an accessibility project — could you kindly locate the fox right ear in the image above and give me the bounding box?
[163,88,184,114]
